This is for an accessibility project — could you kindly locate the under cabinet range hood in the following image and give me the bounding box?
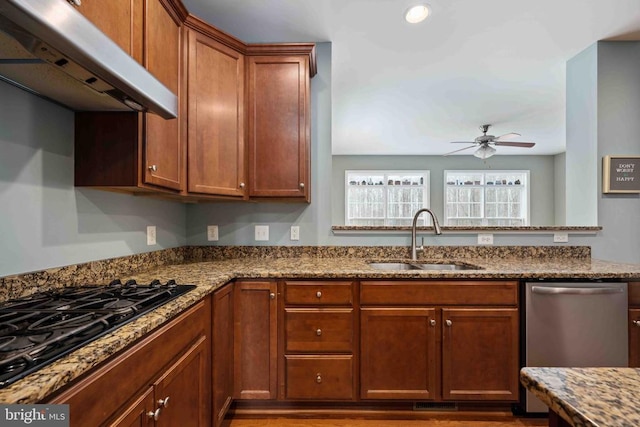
[0,0,177,119]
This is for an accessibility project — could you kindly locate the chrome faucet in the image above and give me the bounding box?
[411,208,442,261]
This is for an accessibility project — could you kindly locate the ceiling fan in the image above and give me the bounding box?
[444,124,536,159]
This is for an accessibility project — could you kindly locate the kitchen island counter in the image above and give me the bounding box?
[520,367,640,427]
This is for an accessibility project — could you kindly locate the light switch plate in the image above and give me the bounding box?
[255,225,269,241]
[207,225,219,241]
[146,226,156,246]
[553,233,569,243]
[478,233,494,245]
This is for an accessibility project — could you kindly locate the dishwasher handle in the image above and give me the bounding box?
[531,286,625,295]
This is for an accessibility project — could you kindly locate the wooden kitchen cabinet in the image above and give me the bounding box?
[74,0,185,194]
[630,282,640,367]
[246,47,315,202]
[359,281,519,403]
[185,19,246,197]
[213,283,234,426]
[71,0,143,60]
[281,281,356,400]
[234,281,278,399]
[45,297,212,427]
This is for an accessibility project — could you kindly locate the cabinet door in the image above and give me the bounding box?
[187,30,245,197]
[73,0,142,59]
[213,284,234,426]
[360,308,437,400]
[234,281,278,399]
[154,337,210,426]
[143,0,183,191]
[247,55,310,201]
[441,308,519,401]
[630,309,640,367]
[106,388,154,427]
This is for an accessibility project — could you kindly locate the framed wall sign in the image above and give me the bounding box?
[603,155,640,193]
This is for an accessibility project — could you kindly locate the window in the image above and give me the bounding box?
[444,170,530,226]
[345,170,430,226]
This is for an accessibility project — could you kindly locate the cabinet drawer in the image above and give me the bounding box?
[285,355,353,400]
[361,281,518,306]
[284,281,353,305]
[285,309,353,353]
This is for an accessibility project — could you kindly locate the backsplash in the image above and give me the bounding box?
[0,245,591,301]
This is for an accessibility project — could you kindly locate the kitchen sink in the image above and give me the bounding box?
[368,261,481,271]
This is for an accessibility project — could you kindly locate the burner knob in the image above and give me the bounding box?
[108,279,122,287]
[149,279,161,288]
[166,279,177,288]
[124,279,137,287]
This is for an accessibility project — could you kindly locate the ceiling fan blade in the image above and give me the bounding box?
[449,141,477,144]
[494,132,521,141]
[493,141,535,147]
[443,145,477,156]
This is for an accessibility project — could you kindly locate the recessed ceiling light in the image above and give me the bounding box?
[405,4,430,24]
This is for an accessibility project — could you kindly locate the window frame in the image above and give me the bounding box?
[444,170,530,226]
[345,170,431,226]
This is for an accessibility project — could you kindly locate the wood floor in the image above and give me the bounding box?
[228,416,548,427]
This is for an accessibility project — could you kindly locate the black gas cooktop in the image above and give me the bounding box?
[0,279,195,389]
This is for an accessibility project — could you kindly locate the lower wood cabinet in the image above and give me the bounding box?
[45,298,212,427]
[234,281,278,399]
[630,309,640,367]
[213,283,234,426]
[360,281,519,403]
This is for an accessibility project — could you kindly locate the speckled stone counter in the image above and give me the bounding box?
[520,367,640,427]
[1,246,639,405]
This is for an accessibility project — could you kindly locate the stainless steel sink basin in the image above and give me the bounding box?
[368,261,480,271]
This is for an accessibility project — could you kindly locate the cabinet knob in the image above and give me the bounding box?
[67,0,81,6]
[633,320,640,327]
[158,396,169,408]
[316,291,322,299]
[147,408,161,421]
[148,164,157,172]
[239,182,245,188]
[299,182,305,188]
[316,373,322,384]
[445,319,452,327]
[430,319,436,327]
[316,328,322,336]
[269,292,275,300]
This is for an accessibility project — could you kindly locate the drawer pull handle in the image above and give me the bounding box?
[158,396,169,408]
[148,164,157,172]
[634,320,640,327]
[316,373,322,384]
[316,328,322,336]
[147,408,161,421]
[269,292,276,300]
[300,182,305,188]
[430,319,436,326]
[446,319,452,327]
[316,291,322,299]
[239,182,245,188]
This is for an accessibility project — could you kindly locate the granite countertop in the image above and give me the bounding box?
[1,251,640,405]
[520,367,640,427]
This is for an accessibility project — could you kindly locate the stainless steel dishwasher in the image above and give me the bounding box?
[524,281,628,413]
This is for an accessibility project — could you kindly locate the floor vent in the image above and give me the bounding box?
[413,402,458,411]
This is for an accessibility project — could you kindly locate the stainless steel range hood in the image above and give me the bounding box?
[0,0,177,119]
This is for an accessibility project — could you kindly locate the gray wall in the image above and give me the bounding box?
[332,155,556,226]
[592,41,640,262]
[0,81,187,277]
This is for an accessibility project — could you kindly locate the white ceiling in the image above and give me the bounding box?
[183,0,640,156]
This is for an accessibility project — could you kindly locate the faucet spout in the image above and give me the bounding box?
[410,208,442,261]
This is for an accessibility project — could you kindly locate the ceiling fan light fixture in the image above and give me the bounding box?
[405,4,430,24]
[473,144,496,159]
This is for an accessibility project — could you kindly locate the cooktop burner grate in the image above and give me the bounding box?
[0,279,195,389]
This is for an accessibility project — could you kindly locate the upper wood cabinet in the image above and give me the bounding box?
[74,0,186,194]
[247,48,315,202]
[185,21,246,197]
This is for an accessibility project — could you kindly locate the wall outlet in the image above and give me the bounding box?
[477,233,494,245]
[146,226,156,246]
[554,233,569,243]
[290,226,300,241]
[207,225,219,241]
[255,225,269,241]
